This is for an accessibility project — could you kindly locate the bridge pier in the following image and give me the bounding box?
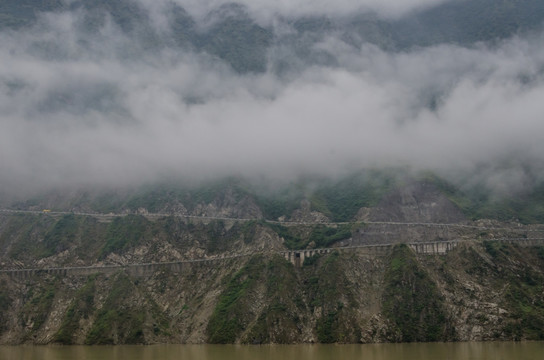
[2,239,543,277]
[284,248,334,267]
[409,241,458,255]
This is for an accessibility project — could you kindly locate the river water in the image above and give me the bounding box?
[1,342,543,360]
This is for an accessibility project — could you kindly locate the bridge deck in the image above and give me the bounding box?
[2,238,543,278]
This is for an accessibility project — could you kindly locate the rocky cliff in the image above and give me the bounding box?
[1,179,543,344]
[1,241,544,344]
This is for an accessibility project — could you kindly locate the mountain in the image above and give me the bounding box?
[1,173,544,344]
[1,0,543,72]
[1,238,544,344]
[390,0,544,47]
[1,0,544,345]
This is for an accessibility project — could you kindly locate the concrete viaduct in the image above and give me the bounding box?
[2,238,544,280]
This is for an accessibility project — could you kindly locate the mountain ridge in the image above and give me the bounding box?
[2,0,543,72]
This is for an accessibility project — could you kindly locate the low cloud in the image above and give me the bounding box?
[1,5,544,196]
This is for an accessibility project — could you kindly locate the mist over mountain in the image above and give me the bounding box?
[1,0,544,201]
[3,2,544,346]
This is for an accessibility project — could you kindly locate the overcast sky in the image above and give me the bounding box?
[1,0,543,197]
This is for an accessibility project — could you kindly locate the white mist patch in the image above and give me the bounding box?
[1,8,544,194]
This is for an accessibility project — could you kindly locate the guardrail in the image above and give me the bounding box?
[2,238,543,278]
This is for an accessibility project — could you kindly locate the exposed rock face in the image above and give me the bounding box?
[353,181,469,245]
[1,179,543,345]
[1,241,544,345]
[370,181,467,223]
[290,200,330,223]
[192,188,263,219]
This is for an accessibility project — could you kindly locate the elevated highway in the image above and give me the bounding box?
[1,208,543,278]
[2,238,543,279]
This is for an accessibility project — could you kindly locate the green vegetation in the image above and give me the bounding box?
[85,274,145,345]
[254,183,307,221]
[73,218,108,261]
[311,170,398,222]
[255,170,398,222]
[205,220,240,253]
[505,282,544,340]
[305,251,342,312]
[21,281,57,337]
[240,220,260,244]
[4,214,55,260]
[122,185,187,213]
[40,214,79,257]
[207,256,266,343]
[99,215,149,259]
[481,242,544,340]
[537,246,544,261]
[303,251,360,343]
[162,218,253,253]
[244,256,301,344]
[316,308,341,343]
[265,223,304,249]
[484,240,511,259]
[6,170,543,228]
[382,244,452,342]
[0,282,11,335]
[309,224,352,248]
[302,253,322,266]
[426,172,544,224]
[123,178,251,213]
[264,223,352,250]
[3,239,544,344]
[54,276,96,344]
[4,214,106,261]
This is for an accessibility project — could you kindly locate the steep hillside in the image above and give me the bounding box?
[1,0,543,73]
[1,174,541,269]
[1,174,543,344]
[1,242,544,344]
